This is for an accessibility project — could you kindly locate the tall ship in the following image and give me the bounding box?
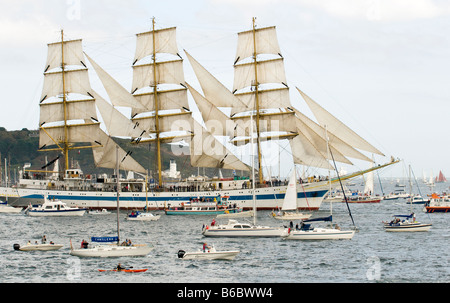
[0,18,396,210]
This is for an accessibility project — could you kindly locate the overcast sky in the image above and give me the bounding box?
[1,0,449,178]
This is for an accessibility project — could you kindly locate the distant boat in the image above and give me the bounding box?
[0,201,22,214]
[435,171,447,183]
[406,195,429,205]
[271,170,312,220]
[165,195,241,216]
[127,211,161,221]
[345,195,381,203]
[88,209,111,215]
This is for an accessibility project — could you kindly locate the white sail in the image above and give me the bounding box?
[186,83,237,137]
[293,108,372,163]
[364,162,374,195]
[292,110,353,165]
[45,39,84,72]
[134,27,179,62]
[92,91,148,139]
[131,24,191,137]
[84,52,146,110]
[184,50,247,112]
[235,26,281,63]
[190,121,249,171]
[297,87,384,156]
[282,170,297,211]
[92,130,146,174]
[289,132,333,170]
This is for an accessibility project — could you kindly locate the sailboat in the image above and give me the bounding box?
[0,200,22,214]
[435,170,447,183]
[0,19,398,212]
[346,162,381,203]
[202,101,287,237]
[383,165,432,232]
[281,125,356,240]
[70,146,154,257]
[271,170,311,220]
[127,176,161,221]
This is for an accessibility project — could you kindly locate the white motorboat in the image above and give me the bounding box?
[0,201,22,213]
[281,216,355,240]
[383,214,432,232]
[14,242,63,251]
[88,208,111,215]
[26,197,86,217]
[271,170,312,221]
[177,245,239,260]
[126,211,161,221]
[202,219,286,237]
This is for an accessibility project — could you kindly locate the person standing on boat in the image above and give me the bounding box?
[203,242,210,253]
[41,235,47,244]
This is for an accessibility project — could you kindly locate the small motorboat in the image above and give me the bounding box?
[14,242,63,251]
[126,211,161,221]
[88,209,111,215]
[177,245,240,260]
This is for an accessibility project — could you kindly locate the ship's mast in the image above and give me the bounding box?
[151,18,163,187]
[251,17,263,184]
[61,29,70,171]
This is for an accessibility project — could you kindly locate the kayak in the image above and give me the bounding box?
[98,268,148,273]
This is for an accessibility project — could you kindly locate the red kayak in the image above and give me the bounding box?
[98,268,148,273]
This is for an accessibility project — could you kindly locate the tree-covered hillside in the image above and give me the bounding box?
[0,127,241,181]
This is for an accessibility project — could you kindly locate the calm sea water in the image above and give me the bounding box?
[1,180,449,284]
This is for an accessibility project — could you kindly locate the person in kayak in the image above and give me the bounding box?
[116,263,126,271]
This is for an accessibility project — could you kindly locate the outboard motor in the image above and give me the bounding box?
[177,250,186,259]
[13,244,21,251]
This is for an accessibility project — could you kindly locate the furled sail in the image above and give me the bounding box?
[297,87,384,156]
